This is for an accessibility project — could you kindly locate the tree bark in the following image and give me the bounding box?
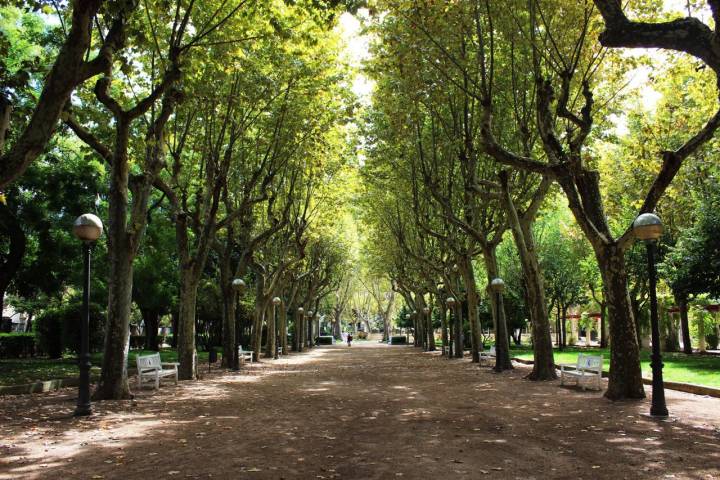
[458,256,481,362]
[0,0,126,188]
[498,173,555,379]
[438,296,448,356]
[0,203,26,316]
[677,295,692,354]
[141,308,160,351]
[595,244,645,400]
[177,274,198,380]
[482,247,512,371]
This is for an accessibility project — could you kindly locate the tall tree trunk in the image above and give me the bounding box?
[595,244,645,400]
[454,299,463,358]
[177,273,199,380]
[218,246,236,368]
[280,302,289,354]
[600,299,608,348]
[561,305,568,348]
[482,247,512,371]
[438,296,448,356]
[0,203,26,317]
[265,303,276,358]
[498,175,555,379]
[95,130,134,399]
[677,295,692,354]
[459,256,481,362]
[141,308,160,351]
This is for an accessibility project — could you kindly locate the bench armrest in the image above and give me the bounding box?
[558,363,576,372]
[161,362,180,367]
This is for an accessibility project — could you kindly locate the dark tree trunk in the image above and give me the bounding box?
[600,300,608,348]
[0,203,26,316]
[438,296,448,356]
[561,306,567,348]
[482,247,512,371]
[454,300,463,358]
[677,296,692,354]
[177,274,199,379]
[141,308,160,351]
[171,310,178,348]
[459,255,481,362]
[596,244,645,400]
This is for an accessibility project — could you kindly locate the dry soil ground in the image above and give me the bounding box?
[1,342,719,480]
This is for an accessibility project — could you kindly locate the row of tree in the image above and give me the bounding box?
[0,0,358,399]
[357,0,720,400]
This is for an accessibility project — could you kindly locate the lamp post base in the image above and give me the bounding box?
[74,404,92,417]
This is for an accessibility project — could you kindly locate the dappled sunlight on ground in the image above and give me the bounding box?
[1,343,719,479]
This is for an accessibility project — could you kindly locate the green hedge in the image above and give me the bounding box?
[0,333,36,358]
[316,335,334,345]
[35,303,105,358]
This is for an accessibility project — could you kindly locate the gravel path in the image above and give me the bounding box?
[1,343,719,479]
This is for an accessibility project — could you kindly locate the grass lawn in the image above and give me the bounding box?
[511,346,720,388]
[0,349,210,386]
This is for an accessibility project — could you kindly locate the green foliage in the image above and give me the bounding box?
[34,302,105,358]
[0,332,35,358]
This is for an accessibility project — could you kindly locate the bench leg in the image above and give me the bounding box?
[138,374,142,391]
[175,368,178,385]
[155,372,160,390]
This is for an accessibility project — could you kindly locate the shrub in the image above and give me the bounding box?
[389,335,407,345]
[707,332,719,350]
[0,333,36,358]
[35,302,105,357]
[316,335,334,345]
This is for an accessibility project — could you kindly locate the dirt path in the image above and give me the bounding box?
[1,343,719,479]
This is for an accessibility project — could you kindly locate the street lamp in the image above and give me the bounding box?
[273,297,281,359]
[633,212,668,418]
[307,310,314,348]
[231,278,246,370]
[446,297,456,357]
[297,307,304,352]
[72,213,103,417]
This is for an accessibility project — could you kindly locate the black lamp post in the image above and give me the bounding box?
[404,313,411,345]
[72,213,103,417]
[633,213,668,418]
[446,297,456,357]
[231,278,246,370]
[307,310,314,348]
[273,296,281,359]
[490,278,507,370]
[297,307,304,351]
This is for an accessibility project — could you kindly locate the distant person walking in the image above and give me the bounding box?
[347,333,353,347]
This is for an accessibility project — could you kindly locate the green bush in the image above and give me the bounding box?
[707,332,719,350]
[0,333,36,358]
[35,302,105,357]
[316,335,334,345]
[389,335,407,345]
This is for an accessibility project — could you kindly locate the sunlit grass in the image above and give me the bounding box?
[0,349,210,386]
[511,346,720,388]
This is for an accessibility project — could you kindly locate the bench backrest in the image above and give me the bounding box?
[137,352,161,371]
[489,345,496,356]
[578,354,602,372]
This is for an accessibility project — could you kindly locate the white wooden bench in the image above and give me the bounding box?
[479,346,496,365]
[559,354,603,391]
[238,346,253,364]
[136,353,179,390]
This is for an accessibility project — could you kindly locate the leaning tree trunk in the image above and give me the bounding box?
[595,243,645,400]
[676,295,692,354]
[499,178,555,379]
